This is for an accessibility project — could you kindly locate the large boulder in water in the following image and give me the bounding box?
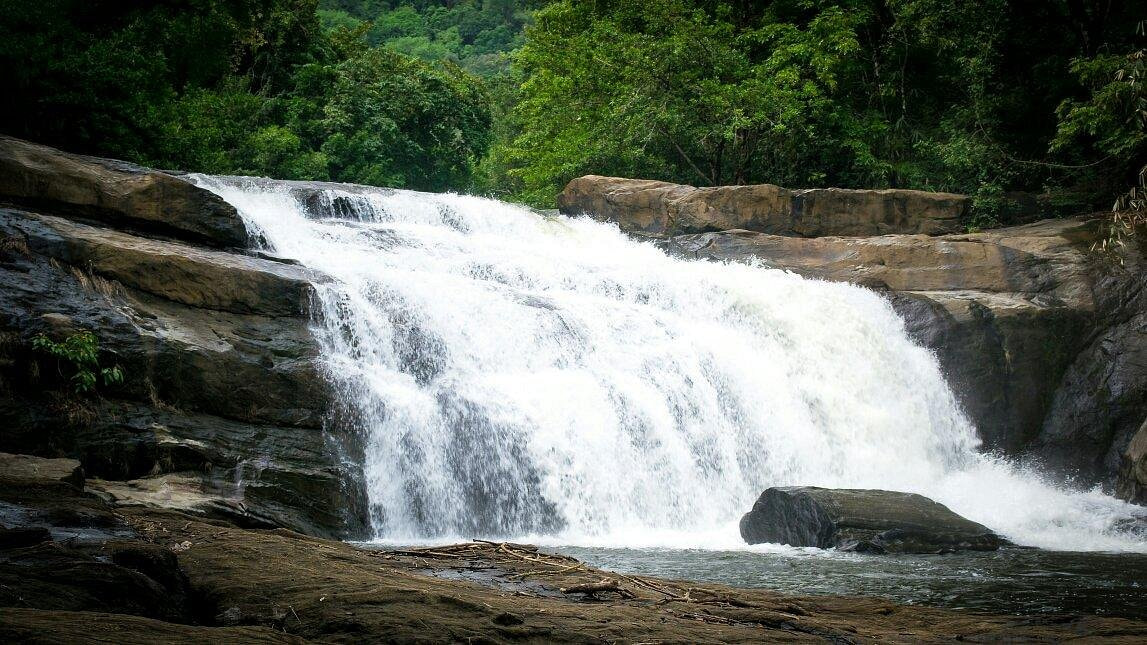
[739,486,1007,553]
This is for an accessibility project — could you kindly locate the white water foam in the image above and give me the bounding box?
[195,175,1147,553]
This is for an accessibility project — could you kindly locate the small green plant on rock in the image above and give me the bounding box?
[32,331,124,394]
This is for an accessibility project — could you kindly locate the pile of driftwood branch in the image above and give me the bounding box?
[381,539,796,609]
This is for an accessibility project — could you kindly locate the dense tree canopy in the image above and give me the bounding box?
[0,0,1143,219]
[493,0,1145,214]
[0,0,491,191]
[316,0,540,76]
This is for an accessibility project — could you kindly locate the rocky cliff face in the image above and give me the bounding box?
[562,175,1147,499]
[0,137,367,538]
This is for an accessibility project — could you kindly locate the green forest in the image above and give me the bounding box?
[1,0,1143,223]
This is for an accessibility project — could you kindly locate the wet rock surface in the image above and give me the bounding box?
[1118,421,1147,504]
[1,210,322,316]
[2,463,1144,644]
[739,487,1007,553]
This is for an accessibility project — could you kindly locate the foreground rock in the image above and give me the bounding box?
[740,487,1006,554]
[0,136,248,248]
[0,452,83,488]
[559,175,968,237]
[2,461,1143,643]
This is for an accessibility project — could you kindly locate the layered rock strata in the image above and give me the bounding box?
[0,137,365,538]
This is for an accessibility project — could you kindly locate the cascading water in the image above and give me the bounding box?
[194,175,1147,553]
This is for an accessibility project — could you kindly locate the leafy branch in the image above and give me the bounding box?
[32,331,124,394]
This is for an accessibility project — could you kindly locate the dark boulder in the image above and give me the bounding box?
[740,486,1007,553]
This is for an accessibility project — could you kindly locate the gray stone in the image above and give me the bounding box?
[1,209,322,317]
[740,486,1006,553]
[0,453,83,489]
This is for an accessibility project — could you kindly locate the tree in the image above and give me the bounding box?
[0,0,495,192]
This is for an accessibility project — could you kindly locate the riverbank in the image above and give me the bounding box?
[2,463,1145,643]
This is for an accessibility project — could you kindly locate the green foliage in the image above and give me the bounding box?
[320,49,493,189]
[3,0,1144,217]
[0,0,494,192]
[1056,35,1147,259]
[317,1,535,76]
[32,331,124,394]
[496,0,1144,209]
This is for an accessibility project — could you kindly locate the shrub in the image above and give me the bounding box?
[32,331,124,394]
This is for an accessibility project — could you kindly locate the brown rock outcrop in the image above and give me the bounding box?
[558,175,968,237]
[0,136,249,248]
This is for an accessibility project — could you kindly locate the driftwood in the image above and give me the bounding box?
[560,578,636,599]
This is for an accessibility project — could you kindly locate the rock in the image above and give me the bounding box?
[1033,306,1147,484]
[558,175,967,237]
[0,609,307,644]
[1,209,321,317]
[0,453,83,489]
[77,403,363,539]
[0,157,365,537]
[667,217,1100,301]
[1117,421,1147,504]
[739,486,1006,553]
[0,213,329,428]
[0,475,193,624]
[0,527,50,549]
[0,136,248,248]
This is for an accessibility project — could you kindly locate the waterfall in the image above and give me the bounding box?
[195,175,1146,553]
